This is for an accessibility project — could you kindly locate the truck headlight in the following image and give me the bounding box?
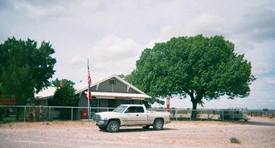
[94,114,101,121]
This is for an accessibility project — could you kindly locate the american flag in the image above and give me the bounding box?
[87,59,92,100]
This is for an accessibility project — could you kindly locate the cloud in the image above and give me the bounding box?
[4,0,65,19]
[1,0,275,109]
[236,8,275,42]
[90,35,142,64]
[69,56,86,66]
[90,35,143,75]
[146,14,227,48]
[244,41,275,75]
[62,35,143,81]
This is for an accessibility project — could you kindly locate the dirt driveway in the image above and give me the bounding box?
[0,117,274,148]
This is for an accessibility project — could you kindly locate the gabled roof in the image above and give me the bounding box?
[35,75,151,99]
[76,74,147,95]
[35,87,56,100]
[87,92,149,100]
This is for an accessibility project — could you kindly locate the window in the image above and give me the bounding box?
[125,106,144,113]
[125,107,135,113]
[109,79,116,85]
[113,105,127,113]
[136,107,144,113]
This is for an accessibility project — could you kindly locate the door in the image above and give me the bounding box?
[124,106,147,125]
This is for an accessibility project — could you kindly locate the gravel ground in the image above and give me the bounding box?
[0,117,274,148]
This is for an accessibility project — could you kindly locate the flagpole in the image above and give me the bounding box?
[87,59,90,121]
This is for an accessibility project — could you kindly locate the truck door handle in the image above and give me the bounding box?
[136,114,139,116]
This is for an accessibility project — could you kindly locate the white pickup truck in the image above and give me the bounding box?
[93,104,170,132]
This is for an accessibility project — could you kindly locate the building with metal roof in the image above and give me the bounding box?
[36,75,151,108]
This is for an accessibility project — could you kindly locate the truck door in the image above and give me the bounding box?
[124,106,147,125]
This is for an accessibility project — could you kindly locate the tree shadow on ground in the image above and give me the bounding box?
[240,121,275,127]
[223,120,275,127]
[118,127,175,133]
[100,128,175,133]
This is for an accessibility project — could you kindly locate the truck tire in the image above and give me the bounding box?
[142,125,150,129]
[98,126,106,131]
[153,118,164,130]
[106,120,120,132]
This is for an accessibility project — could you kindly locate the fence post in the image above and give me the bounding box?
[175,109,177,121]
[24,106,26,122]
[221,110,223,121]
[201,110,203,121]
[190,110,192,121]
[222,110,224,121]
[71,107,73,121]
[48,106,51,121]
[233,109,235,121]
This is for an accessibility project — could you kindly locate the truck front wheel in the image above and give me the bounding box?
[153,119,164,130]
[106,120,120,132]
[142,125,150,129]
[98,126,106,131]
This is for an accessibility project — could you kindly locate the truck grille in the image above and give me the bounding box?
[93,114,101,121]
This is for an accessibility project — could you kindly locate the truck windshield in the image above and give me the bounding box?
[113,105,127,113]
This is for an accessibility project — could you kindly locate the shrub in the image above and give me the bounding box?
[230,137,240,144]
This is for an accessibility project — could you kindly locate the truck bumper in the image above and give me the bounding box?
[96,120,108,127]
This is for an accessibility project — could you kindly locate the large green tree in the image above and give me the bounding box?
[1,65,34,105]
[128,35,255,118]
[0,37,56,105]
[49,79,77,106]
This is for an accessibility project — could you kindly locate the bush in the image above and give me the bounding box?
[230,137,240,144]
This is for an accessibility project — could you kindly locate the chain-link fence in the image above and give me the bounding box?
[0,105,274,123]
[0,105,115,123]
[150,108,247,121]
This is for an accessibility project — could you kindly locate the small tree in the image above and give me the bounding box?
[128,35,255,119]
[49,79,77,106]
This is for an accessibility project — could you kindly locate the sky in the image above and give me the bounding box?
[0,0,274,109]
